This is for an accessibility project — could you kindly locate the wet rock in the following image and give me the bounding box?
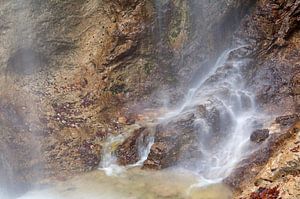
[250,129,270,143]
[226,122,298,191]
[116,127,148,165]
[143,112,198,169]
[143,141,179,170]
[275,114,299,127]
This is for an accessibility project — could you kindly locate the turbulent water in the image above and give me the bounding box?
[160,45,264,185]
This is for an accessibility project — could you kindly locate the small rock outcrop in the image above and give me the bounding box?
[144,112,199,169]
[116,127,148,165]
[250,129,270,143]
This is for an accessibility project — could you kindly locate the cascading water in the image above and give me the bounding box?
[98,42,264,187]
[99,134,127,176]
[98,126,155,176]
[16,46,261,199]
[154,0,163,37]
[0,1,42,198]
[3,1,274,199]
[159,44,263,186]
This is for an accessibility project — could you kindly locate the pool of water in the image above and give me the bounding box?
[17,168,232,199]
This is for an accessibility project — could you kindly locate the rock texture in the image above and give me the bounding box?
[0,0,300,198]
[0,0,156,193]
[235,121,300,199]
[250,129,270,143]
[128,0,300,197]
[0,0,253,190]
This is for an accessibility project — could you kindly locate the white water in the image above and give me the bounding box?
[98,127,155,176]
[159,45,266,186]
[98,45,265,187]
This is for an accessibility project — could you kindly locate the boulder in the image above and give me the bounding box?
[143,112,197,169]
[250,129,270,143]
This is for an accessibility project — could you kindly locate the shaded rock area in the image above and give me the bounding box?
[250,129,270,143]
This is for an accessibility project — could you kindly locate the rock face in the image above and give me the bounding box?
[0,0,300,197]
[0,0,156,193]
[234,122,300,199]
[238,0,300,115]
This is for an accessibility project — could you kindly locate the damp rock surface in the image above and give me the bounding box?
[250,129,270,143]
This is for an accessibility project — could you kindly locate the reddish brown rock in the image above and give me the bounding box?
[143,112,199,169]
[116,127,148,165]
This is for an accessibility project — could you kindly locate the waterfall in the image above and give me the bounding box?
[98,134,127,176]
[96,44,263,187]
[98,129,154,176]
[2,0,279,198]
[158,44,265,186]
[155,0,163,38]
[97,1,263,186]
